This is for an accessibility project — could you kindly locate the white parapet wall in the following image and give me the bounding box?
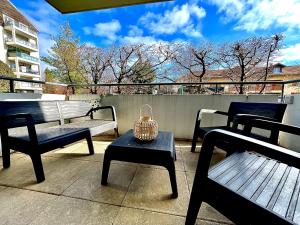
[71,94,300,152]
[280,95,300,151]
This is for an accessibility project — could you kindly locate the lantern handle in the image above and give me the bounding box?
[140,104,153,119]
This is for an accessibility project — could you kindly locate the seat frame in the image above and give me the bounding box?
[191,102,287,152]
[186,120,300,225]
[0,100,118,182]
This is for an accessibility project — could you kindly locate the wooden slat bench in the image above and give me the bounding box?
[186,120,300,225]
[0,100,118,183]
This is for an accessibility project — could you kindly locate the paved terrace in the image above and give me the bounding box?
[0,137,233,225]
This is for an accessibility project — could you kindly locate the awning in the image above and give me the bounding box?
[46,0,172,14]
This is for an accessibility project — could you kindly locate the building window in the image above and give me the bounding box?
[273,67,282,74]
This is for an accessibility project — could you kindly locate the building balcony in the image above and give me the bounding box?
[8,52,40,65]
[10,66,40,78]
[4,19,38,39]
[15,81,42,91]
[5,36,38,52]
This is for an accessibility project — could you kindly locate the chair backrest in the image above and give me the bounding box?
[0,101,61,128]
[227,102,287,126]
[58,101,92,120]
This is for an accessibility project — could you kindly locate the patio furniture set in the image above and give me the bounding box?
[1,100,300,224]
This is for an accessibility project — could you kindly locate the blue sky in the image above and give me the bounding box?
[11,0,300,66]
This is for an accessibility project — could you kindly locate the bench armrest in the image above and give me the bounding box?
[197,129,300,178]
[245,119,300,136]
[232,114,277,128]
[86,106,117,122]
[196,109,228,121]
[0,113,37,144]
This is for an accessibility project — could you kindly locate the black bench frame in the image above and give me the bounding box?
[191,102,287,152]
[186,120,300,225]
[0,101,118,183]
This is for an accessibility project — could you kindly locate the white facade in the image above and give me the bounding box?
[1,14,42,93]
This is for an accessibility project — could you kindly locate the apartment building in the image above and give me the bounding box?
[177,63,300,94]
[0,0,42,93]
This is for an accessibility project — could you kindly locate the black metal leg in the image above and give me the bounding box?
[114,128,119,137]
[191,128,199,153]
[2,144,10,168]
[166,160,178,198]
[29,154,45,183]
[86,134,94,155]
[101,153,111,185]
[173,143,177,161]
[185,176,204,225]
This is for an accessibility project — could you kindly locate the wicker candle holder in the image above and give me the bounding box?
[134,104,158,141]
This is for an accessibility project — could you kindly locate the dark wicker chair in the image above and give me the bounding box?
[186,119,300,225]
[191,102,287,152]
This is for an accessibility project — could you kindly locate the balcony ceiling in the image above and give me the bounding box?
[46,0,172,13]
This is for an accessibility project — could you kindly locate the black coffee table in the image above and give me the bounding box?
[101,129,178,198]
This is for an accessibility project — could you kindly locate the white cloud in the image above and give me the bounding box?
[22,0,61,34]
[140,3,206,37]
[209,0,300,32]
[128,25,144,37]
[18,0,62,61]
[122,35,158,45]
[277,43,300,63]
[83,20,121,42]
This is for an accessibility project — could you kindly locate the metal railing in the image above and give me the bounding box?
[0,75,300,100]
[8,51,39,62]
[5,36,37,49]
[0,75,67,92]
[11,66,40,75]
[4,19,38,36]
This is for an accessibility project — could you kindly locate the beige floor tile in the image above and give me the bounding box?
[0,156,91,194]
[0,152,24,167]
[178,141,202,152]
[196,219,231,225]
[0,187,57,225]
[0,186,7,192]
[113,207,186,225]
[182,151,200,172]
[139,149,185,171]
[122,167,190,216]
[186,172,233,224]
[63,163,137,205]
[44,141,109,162]
[29,196,120,225]
[182,149,226,172]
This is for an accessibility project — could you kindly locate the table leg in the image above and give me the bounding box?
[166,160,178,198]
[173,142,177,161]
[101,153,111,185]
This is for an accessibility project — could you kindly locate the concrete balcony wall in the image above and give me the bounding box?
[280,95,300,151]
[70,94,300,151]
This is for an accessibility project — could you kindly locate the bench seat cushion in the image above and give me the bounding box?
[8,126,89,152]
[59,119,117,136]
[208,151,300,224]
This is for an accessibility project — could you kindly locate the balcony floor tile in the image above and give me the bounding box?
[0,156,92,195]
[63,162,137,205]
[29,196,120,225]
[0,187,58,225]
[122,167,190,216]
[0,139,233,225]
[113,207,186,225]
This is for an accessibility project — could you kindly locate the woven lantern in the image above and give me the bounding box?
[134,104,158,141]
